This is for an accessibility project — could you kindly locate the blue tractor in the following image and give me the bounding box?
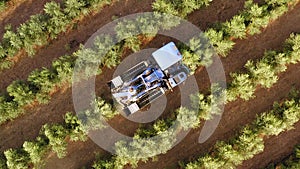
[110,42,189,115]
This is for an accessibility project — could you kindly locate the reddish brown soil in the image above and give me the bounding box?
[0,0,243,165]
[187,0,246,29]
[43,139,110,169]
[0,0,153,151]
[136,2,300,169]
[238,121,300,169]
[0,0,153,92]
[0,0,56,37]
[137,62,300,169]
[0,0,25,22]
[45,1,300,169]
[1,0,300,169]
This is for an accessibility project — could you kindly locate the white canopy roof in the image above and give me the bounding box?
[152,42,182,70]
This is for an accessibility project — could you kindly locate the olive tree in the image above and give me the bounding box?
[23,137,48,165]
[42,124,68,158]
[4,149,30,169]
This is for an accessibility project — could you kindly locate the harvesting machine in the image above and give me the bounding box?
[109,42,189,115]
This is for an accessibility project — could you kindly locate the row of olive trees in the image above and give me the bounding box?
[91,91,222,168]
[0,54,75,125]
[111,104,207,168]
[77,97,119,132]
[0,33,125,125]
[180,0,299,73]
[91,91,218,169]
[8,23,300,169]
[0,0,113,71]
[152,0,213,17]
[266,144,300,169]
[91,33,300,169]
[185,89,300,169]
[179,33,300,167]
[1,112,86,169]
[205,0,298,56]
[175,33,300,127]
[177,32,300,168]
[1,7,299,169]
[188,33,300,123]
[22,27,295,168]
[0,11,195,125]
[226,33,300,102]
[115,12,180,42]
[0,96,117,169]
[92,108,195,169]
[179,35,215,72]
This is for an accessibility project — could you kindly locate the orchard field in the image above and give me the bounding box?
[0,0,300,169]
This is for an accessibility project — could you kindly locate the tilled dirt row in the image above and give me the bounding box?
[44,63,300,169]
[0,0,246,167]
[44,2,300,169]
[0,0,154,152]
[238,121,300,169]
[0,0,153,92]
[136,3,300,168]
[1,0,300,169]
[137,62,300,169]
[0,0,56,37]
[0,0,245,153]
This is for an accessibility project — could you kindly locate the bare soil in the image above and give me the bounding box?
[0,0,154,150]
[43,139,110,169]
[238,121,300,169]
[1,0,300,169]
[0,0,244,166]
[46,1,300,169]
[0,0,153,92]
[136,2,300,169]
[137,62,300,169]
[0,0,57,37]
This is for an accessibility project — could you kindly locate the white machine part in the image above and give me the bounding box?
[127,103,140,114]
[111,76,123,88]
[152,42,182,70]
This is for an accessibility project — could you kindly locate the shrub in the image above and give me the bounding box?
[4,149,30,169]
[42,124,68,158]
[64,112,87,141]
[227,73,255,101]
[23,137,49,165]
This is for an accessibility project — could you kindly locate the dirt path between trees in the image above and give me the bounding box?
[44,1,300,169]
[0,0,154,152]
[137,62,300,169]
[0,0,153,92]
[136,3,300,169]
[238,121,300,169]
[36,0,248,168]
[0,0,58,37]
[1,0,300,169]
